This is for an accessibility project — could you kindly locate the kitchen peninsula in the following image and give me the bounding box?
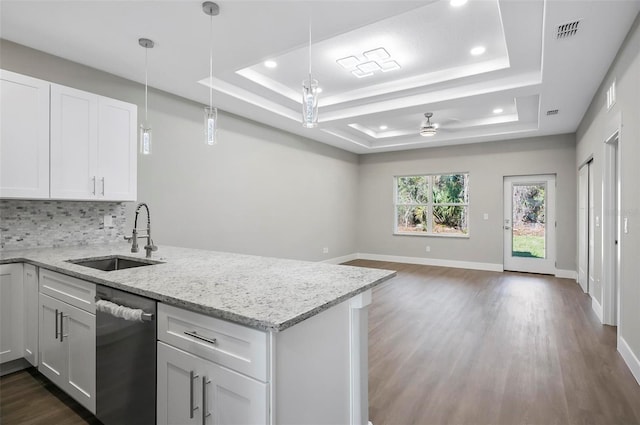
[0,244,396,424]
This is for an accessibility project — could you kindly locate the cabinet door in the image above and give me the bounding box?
[64,304,96,414]
[206,363,268,425]
[23,264,39,366]
[0,70,50,199]
[157,342,203,425]
[39,293,67,387]
[50,83,98,200]
[97,96,137,201]
[0,264,24,364]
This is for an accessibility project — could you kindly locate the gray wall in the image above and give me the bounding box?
[576,14,640,369]
[0,40,359,261]
[357,134,577,271]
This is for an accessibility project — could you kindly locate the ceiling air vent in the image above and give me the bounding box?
[546,109,559,116]
[556,20,580,39]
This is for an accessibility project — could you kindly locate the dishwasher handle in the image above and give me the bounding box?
[95,296,155,322]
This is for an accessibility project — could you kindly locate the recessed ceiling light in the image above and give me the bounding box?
[264,60,277,68]
[470,46,486,56]
[493,108,503,114]
[450,0,468,6]
[336,56,360,69]
[379,125,388,130]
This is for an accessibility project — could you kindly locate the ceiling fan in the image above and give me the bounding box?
[420,112,437,137]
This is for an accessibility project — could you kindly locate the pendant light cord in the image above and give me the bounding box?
[144,46,149,123]
[308,17,312,79]
[209,14,213,109]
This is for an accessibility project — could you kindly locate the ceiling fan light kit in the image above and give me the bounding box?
[420,112,437,137]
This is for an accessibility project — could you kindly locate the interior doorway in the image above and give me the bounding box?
[503,175,556,274]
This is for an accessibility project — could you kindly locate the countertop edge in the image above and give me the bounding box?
[0,255,396,332]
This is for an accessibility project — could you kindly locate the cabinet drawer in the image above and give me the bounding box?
[158,303,268,382]
[40,269,96,314]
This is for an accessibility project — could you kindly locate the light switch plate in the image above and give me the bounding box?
[103,215,114,228]
[483,213,489,220]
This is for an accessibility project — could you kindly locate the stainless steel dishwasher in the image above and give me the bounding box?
[95,285,157,425]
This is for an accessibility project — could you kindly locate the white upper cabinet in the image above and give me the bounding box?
[50,83,137,201]
[0,70,50,199]
[97,96,137,200]
[50,84,99,200]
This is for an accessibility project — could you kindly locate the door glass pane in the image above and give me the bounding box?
[512,183,546,258]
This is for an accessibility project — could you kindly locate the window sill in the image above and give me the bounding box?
[393,232,470,239]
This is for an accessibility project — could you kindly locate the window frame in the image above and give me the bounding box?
[393,172,470,238]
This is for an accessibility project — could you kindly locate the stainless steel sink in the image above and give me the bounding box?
[67,255,163,271]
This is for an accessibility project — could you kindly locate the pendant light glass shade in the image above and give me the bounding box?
[302,77,319,128]
[302,16,319,128]
[140,126,152,154]
[203,2,220,146]
[138,37,154,155]
[204,106,218,145]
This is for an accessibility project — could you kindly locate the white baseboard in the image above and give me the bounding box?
[322,253,359,265]
[555,269,577,280]
[355,253,503,272]
[618,336,640,386]
[591,296,604,323]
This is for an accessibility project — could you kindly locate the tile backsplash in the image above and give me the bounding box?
[0,200,129,250]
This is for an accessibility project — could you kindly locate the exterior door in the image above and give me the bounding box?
[503,175,556,274]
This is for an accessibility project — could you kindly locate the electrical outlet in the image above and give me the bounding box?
[323,247,329,254]
[103,215,114,228]
[483,213,489,220]
[425,246,431,253]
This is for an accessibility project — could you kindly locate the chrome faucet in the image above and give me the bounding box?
[125,202,158,258]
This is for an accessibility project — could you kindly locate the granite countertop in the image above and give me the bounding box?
[0,244,396,332]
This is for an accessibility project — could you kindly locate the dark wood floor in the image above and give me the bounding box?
[0,367,100,425]
[3,262,640,425]
[349,260,640,425]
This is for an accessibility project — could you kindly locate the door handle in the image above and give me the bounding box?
[202,376,211,425]
[189,371,199,419]
[504,226,511,230]
[55,309,59,339]
[59,312,68,341]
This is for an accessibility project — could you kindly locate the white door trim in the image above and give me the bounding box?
[602,125,621,326]
[503,174,557,275]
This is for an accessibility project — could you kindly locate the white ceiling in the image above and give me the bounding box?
[2,0,639,154]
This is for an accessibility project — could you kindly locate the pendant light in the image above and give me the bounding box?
[302,18,319,128]
[202,1,220,145]
[139,38,154,155]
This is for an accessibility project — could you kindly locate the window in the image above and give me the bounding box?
[394,173,469,236]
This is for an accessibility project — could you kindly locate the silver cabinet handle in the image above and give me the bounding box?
[55,309,59,339]
[202,376,211,425]
[189,371,199,419]
[92,176,96,195]
[184,331,217,345]
[101,177,105,195]
[60,312,68,341]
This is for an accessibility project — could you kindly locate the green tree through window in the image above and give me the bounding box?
[395,173,469,235]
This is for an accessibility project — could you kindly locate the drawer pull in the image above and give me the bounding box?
[184,330,217,345]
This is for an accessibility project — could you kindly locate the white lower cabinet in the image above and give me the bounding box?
[157,341,268,425]
[0,264,24,364]
[38,272,96,414]
[23,264,39,366]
